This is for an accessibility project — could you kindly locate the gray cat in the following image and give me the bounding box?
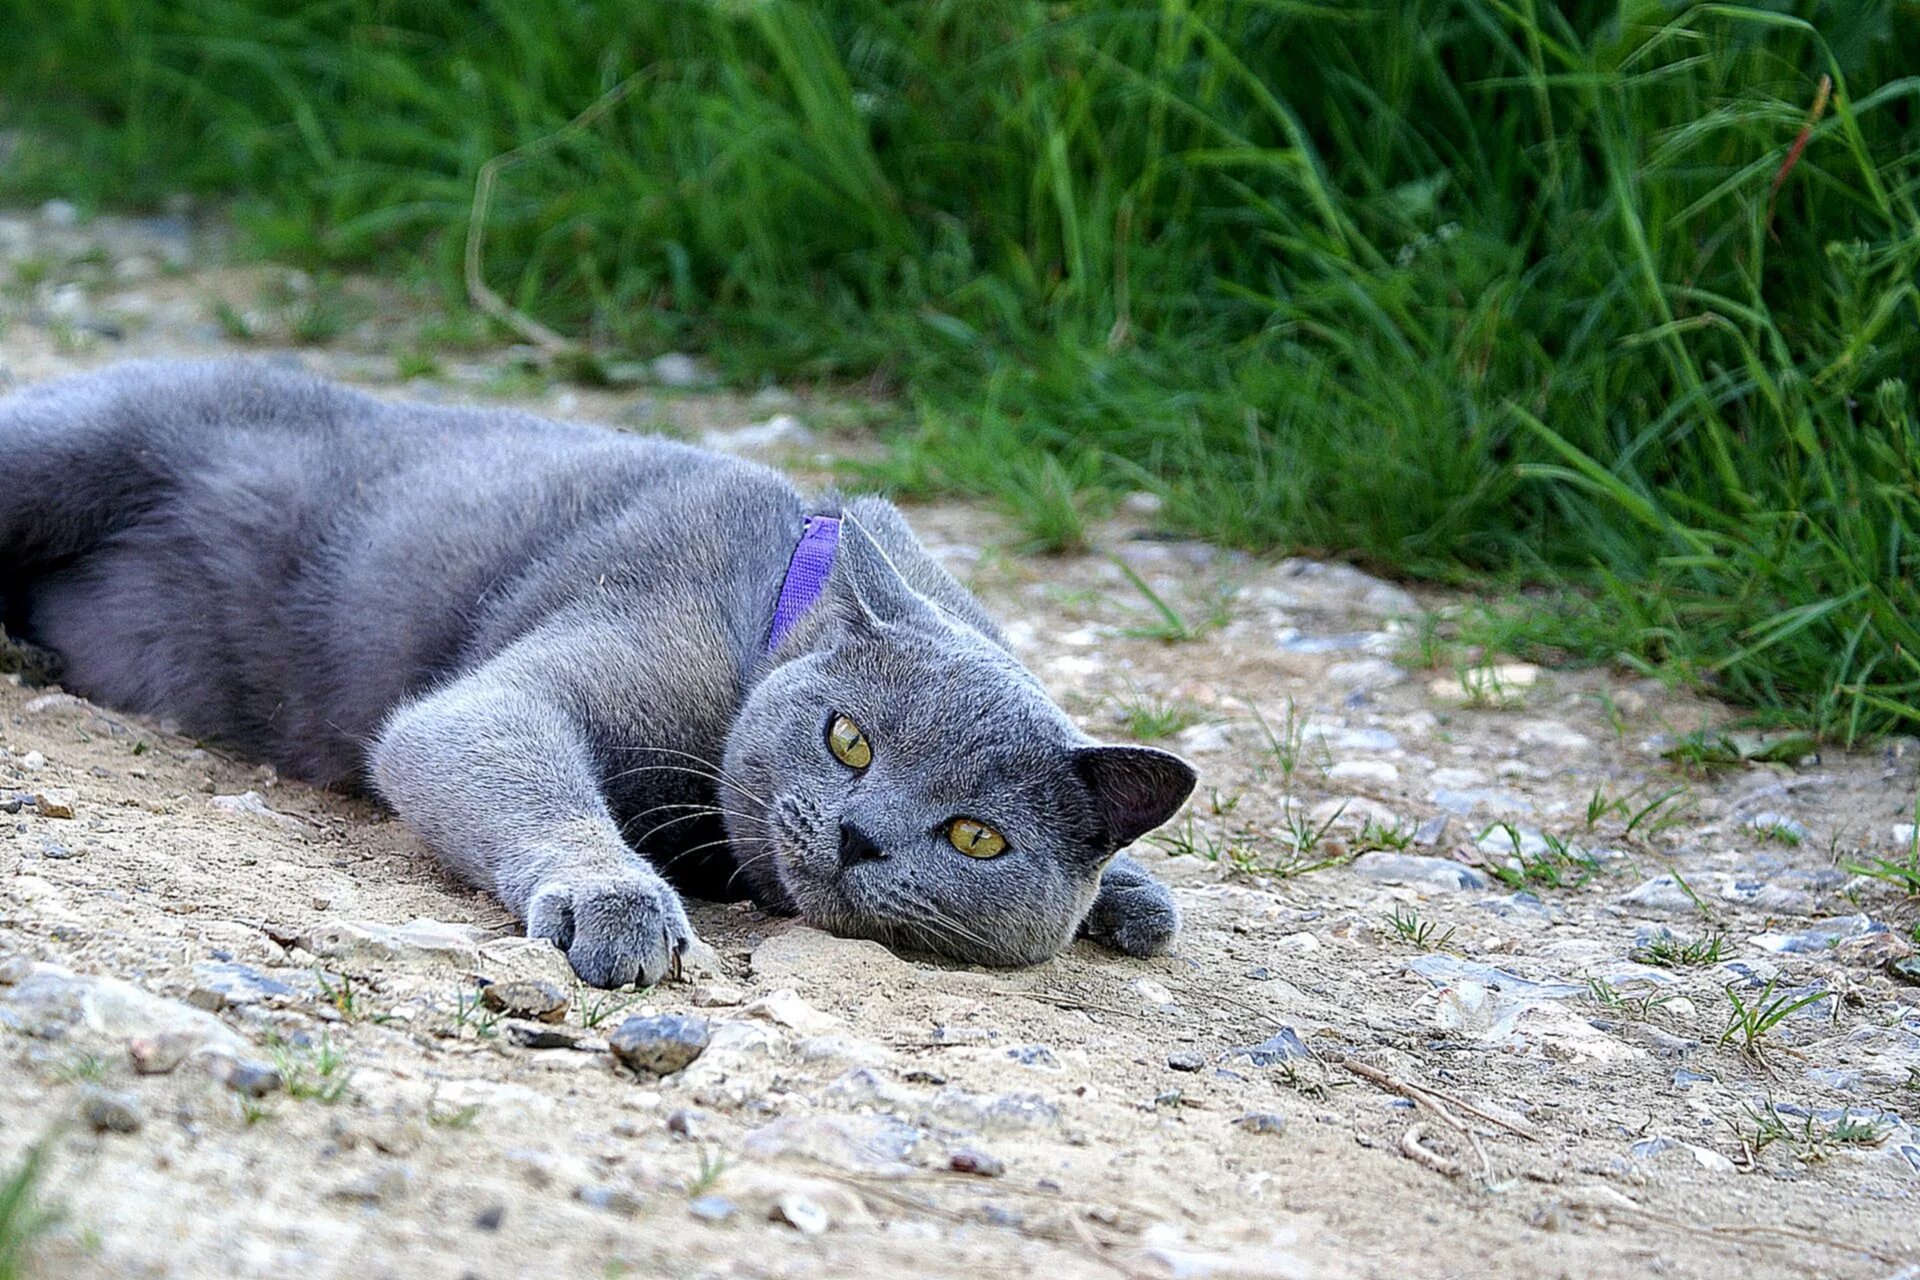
[0,360,1194,986]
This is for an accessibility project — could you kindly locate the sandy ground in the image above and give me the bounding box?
[2,203,1918,1280]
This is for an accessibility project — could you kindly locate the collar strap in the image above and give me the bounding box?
[768,514,842,651]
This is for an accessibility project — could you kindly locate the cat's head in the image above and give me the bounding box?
[722,505,1194,965]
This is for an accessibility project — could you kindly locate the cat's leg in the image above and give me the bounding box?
[370,669,694,988]
[1076,853,1179,957]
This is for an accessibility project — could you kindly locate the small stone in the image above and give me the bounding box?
[574,1183,643,1216]
[39,198,79,227]
[1235,1112,1288,1136]
[744,989,837,1034]
[128,1031,202,1075]
[25,789,76,819]
[1006,1045,1060,1070]
[1326,760,1399,785]
[1889,957,1920,986]
[473,1205,506,1232]
[0,956,34,986]
[330,1165,413,1205]
[773,1192,830,1235]
[1166,1051,1205,1073]
[948,1147,1005,1177]
[480,979,569,1023]
[19,751,47,772]
[1744,811,1810,842]
[688,1194,736,1222]
[1619,876,1702,917]
[222,1060,284,1098]
[650,353,709,388]
[36,837,78,860]
[503,1020,587,1050]
[1228,1027,1311,1066]
[608,1013,711,1076]
[185,987,227,1013]
[1350,852,1488,892]
[1133,978,1177,1007]
[691,982,747,1008]
[1327,659,1408,691]
[666,1108,711,1139]
[80,1086,142,1134]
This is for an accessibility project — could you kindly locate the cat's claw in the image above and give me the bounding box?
[1078,854,1179,957]
[526,870,696,989]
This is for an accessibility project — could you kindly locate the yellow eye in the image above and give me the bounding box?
[827,714,872,769]
[947,818,1008,859]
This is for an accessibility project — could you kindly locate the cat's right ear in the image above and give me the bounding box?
[824,515,931,635]
[1072,745,1196,853]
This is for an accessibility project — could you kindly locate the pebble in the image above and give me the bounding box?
[1744,811,1810,842]
[479,979,569,1023]
[1326,659,1408,690]
[24,788,76,819]
[773,1192,830,1234]
[1618,876,1702,917]
[744,989,838,1035]
[691,982,747,1008]
[687,1195,736,1222]
[608,1013,711,1076]
[1350,852,1488,893]
[1228,1026,1311,1066]
[1327,760,1399,785]
[504,1020,588,1050]
[1235,1112,1288,1136]
[222,1060,285,1098]
[650,352,710,388]
[0,956,32,986]
[128,1031,203,1075]
[472,1205,506,1232]
[948,1147,1006,1177]
[80,1085,142,1134]
[1751,915,1884,954]
[1167,1050,1206,1073]
[573,1184,643,1216]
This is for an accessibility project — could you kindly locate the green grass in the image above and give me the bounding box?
[0,1146,58,1280]
[2,2,1916,738]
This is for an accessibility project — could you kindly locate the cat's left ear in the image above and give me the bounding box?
[828,516,931,628]
[1073,746,1196,852]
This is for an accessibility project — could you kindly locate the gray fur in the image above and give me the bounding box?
[0,359,1195,985]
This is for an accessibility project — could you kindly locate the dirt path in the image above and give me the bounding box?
[3,203,1917,1280]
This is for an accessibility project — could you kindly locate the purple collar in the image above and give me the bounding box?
[768,514,842,651]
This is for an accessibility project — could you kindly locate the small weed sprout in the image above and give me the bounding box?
[688,1146,728,1196]
[1719,978,1831,1064]
[1631,932,1726,968]
[1385,905,1455,952]
[50,1052,108,1084]
[1110,684,1200,741]
[0,1144,60,1279]
[581,989,643,1030]
[267,1033,352,1104]
[1584,977,1672,1021]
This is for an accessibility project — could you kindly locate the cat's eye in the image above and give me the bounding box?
[826,714,872,769]
[947,817,1008,859]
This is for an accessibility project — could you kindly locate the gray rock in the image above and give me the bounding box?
[649,353,709,388]
[931,1089,1060,1134]
[1618,876,1703,917]
[1325,659,1408,690]
[948,1147,1005,1177]
[330,1164,413,1205]
[1006,1044,1060,1070]
[480,979,569,1023]
[743,1113,921,1174]
[191,961,310,1007]
[128,1031,204,1075]
[222,1060,285,1098]
[504,1020,588,1050]
[1404,954,1585,999]
[573,1184,643,1216]
[1235,1112,1288,1136]
[1166,1050,1206,1073]
[1752,915,1886,954]
[1228,1026,1311,1066]
[0,966,247,1056]
[80,1085,142,1134]
[688,1194,736,1221]
[1430,788,1533,817]
[609,1013,710,1076]
[0,955,33,986]
[1350,852,1488,893]
[1473,892,1555,924]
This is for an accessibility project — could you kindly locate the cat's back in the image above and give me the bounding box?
[10,359,802,781]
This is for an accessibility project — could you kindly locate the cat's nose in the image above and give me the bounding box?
[838,821,886,867]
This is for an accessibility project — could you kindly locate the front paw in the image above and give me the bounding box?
[1078,855,1179,957]
[527,869,695,988]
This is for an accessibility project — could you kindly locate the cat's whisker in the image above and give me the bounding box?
[603,745,767,805]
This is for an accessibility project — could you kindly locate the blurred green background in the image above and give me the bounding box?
[2,1,1916,739]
